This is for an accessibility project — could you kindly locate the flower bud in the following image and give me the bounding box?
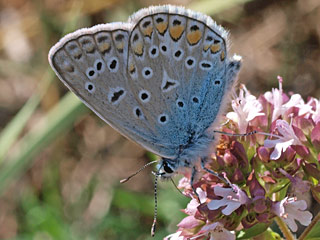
[248,171,266,198]
[258,147,270,163]
[311,123,320,151]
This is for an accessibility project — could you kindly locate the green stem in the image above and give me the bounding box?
[0,70,52,163]
[0,93,88,195]
[298,210,320,240]
[274,216,295,240]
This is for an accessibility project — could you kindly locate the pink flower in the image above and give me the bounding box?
[178,177,191,189]
[226,85,264,133]
[168,78,319,239]
[177,215,202,230]
[186,188,207,215]
[264,76,285,122]
[279,169,310,195]
[298,98,314,117]
[264,76,304,122]
[197,222,236,240]
[272,197,313,232]
[264,120,302,160]
[312,98,320,124]
[207,185,248,215]
[164,231,185,240]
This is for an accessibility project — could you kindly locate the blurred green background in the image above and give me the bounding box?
[0,0,319,239]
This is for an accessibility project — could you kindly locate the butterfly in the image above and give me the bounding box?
[48,5,242,234]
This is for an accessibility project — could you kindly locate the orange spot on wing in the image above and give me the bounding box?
[116,42,124,51]
[187,30,202,45]
[220,50,225,61]
[98,42,111,53]
[203,44,210,51]
[142,26,153,37]
[169,25,185,40]
[155,22,168,34]
[129,64,135,73]
[210,44,221,54]
[134,42,143,56]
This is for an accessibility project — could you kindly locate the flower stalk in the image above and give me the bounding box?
[298,210,320,240]
[274,216,295,240]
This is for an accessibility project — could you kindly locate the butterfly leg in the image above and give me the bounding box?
[200,158,233,187]
[191,166,200,201]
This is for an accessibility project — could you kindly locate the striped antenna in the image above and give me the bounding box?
[120,160,158,183]
[151,173,159,237]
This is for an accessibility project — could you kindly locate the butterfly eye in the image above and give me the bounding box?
[163,161,174,174]
[214,80,221,85]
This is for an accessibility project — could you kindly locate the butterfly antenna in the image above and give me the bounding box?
[120,160,159,183]
[151,172,159,237]
[213,129,257,137]
[213,129,279,138]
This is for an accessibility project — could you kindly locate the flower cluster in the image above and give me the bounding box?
[165,77,319,240]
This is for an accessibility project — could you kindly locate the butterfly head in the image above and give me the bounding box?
[158,158,177,179]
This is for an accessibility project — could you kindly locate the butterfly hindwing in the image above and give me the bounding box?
[126,6,239,157]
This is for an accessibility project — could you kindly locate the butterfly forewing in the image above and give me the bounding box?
[49,23,175,157]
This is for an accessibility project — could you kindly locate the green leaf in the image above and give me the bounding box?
[305,220,320,239]
[0,70,53,163]
[237,223,270,239]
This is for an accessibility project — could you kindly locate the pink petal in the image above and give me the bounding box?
[226,112,238,123]
[214,186,234,197]
[177,216,201,229]
[222,202,241,215]
[200,222,219,232]
[207,199,226,210]
[297,211,313,226]
[280,139,295,152]
[210,228,236,240]
[285,217,298,232]
[270,142,283,160]
[264,138,281,148]
[276,120,294,138]
[290,200,307,210]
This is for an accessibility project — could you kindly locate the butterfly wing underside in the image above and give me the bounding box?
[49,6,240,159]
